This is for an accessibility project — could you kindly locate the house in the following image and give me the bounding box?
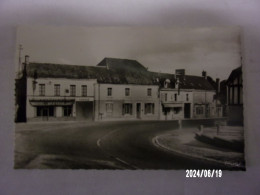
[154,69,223,120]
[16,56,100,122]
[226,66,243,125]
[94,58,160,121]
[15,56,223,122]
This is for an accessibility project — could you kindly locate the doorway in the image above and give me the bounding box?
[136,103,141,119]
[36,106,55,121]
[76,101,94,120]
[184,103,191,118]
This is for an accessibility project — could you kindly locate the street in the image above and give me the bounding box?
[15,120,235,169]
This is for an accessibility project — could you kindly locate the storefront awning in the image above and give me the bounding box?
[162,103,183,108]
[29,99,75,106]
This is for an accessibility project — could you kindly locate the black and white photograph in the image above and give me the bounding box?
[14,25,245,170]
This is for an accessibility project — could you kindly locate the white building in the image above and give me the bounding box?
[26,77,96,121]
[94,84,159,121]
[15,57,223,122]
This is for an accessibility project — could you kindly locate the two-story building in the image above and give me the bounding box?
[15,56,223,122]
[154,69,222,120]
[16,56,98,122]
[93,58,160,121]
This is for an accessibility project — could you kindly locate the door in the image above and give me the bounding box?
[184,103,191,118]
[42,107,49,121]
[136,103,141,119]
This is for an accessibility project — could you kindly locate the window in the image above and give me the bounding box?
[125,88,130,96]
[70,85,76,96]
[145,103,154,114]
[174,94,177,101]
[63,106,72,117]
[107,88,112,96]
[147,88,152,96]
[196,106,203,115]
[39,84,45,96]
[186,94,189,101]
[54,84,60,96]
[122,103,132,115]
[36,106,55,117]
[82,85,87,97]
[106,103,113,113]
[173,107,181,114]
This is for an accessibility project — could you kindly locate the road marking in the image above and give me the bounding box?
[97,138,101,147]
[96,128,139,169]
[114,157,139,169]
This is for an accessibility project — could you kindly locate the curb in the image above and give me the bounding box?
[152,134,245,170]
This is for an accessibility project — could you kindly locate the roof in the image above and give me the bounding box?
[26,62,156,85]
[26,58,215,90]
[226,66,242,84]
[97,57,148,72]
[149,72,215,90]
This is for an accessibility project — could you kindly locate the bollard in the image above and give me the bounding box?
[217,124,220,135]
[178,119,182,129]
[199,125,204,133]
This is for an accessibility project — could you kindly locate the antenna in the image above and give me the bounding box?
[18,44,23,72]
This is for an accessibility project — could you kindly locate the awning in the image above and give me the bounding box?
[29,99,75,106]
[163,103,183,108]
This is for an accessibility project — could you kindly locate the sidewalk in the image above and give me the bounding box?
[153,127,245,169]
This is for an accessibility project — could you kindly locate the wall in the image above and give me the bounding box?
[94,83,159,121]
[27,77,96,97]
[228,105,243,125]
[193,90,215,104]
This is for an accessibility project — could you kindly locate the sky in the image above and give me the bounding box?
[16,25,241,80]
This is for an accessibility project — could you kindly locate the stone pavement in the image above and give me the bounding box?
[153,126,245,169]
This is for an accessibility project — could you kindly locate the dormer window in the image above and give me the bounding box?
[164,79,171,88]
[175,78,179,89]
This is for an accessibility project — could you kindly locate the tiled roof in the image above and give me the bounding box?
[26,58,215,90]
[27,62,156,85]
[149,72,215,90]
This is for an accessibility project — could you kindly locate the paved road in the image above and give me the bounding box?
[15,120,228,169]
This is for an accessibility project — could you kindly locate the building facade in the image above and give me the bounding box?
[94,84,159,121]
[226,66,243,125]
[15,56,224,122]
[26,77,96,122]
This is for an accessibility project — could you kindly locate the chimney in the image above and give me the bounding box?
[175,69,185,76]
[25,55,29,65]
[202,70,207,79]
[216,78,220,94]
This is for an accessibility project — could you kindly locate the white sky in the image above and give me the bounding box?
[16,25,241,80]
